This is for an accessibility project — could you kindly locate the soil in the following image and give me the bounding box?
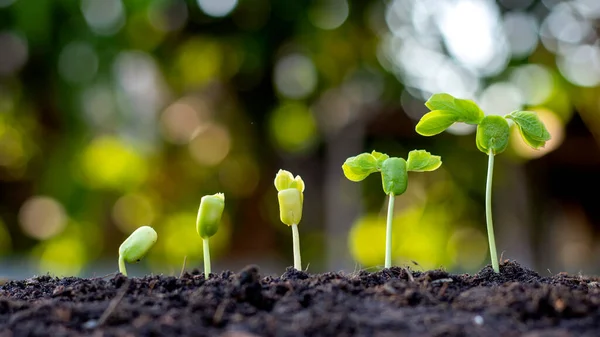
[0,260,599,337]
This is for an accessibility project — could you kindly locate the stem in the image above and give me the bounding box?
[203,238,211,279]
[118,255,127,277]
[486,152,500,273]
[385,193,395,269]
[291,224,302,270]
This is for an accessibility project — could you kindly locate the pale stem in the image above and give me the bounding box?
[291,224,302,270]
[486,152,500,273]
[203,238,211,280]
[118,255,127,277]
[385,193,395,269]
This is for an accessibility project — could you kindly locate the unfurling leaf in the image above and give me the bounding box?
[476,115,510,155]
[371,150,390,170]
[415,110,457,136]
[381,157,408,195]
[342,153,378,182]
[506,111,551,149]
[425,93,484,124]
[406,150,442,172]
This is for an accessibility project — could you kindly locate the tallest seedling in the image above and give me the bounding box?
[415,93,551,273]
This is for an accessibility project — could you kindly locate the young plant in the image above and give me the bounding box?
[415,93,551,272]
[342,150,442,268]
[118,225,158,277]
[274,169,305,271]
[196,193,225,279]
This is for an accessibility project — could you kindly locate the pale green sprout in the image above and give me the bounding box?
[342,150,442,268]
[416,93,551,273]
[196,193,225,279]
[274,169,304,270]
[118,226,158,277]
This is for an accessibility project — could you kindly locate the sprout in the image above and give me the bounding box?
[416,93,551,273]
[342,150,442,268]
[118,226,158,277]
[274,169,304,270]
[196,193,225,279]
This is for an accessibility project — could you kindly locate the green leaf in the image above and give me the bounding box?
[370,150,390,170]
[406,150,442,172]
[476,115,510,155]
[425,93,484,124]
[505,111,551,149]
[380,157,408,195]
[342,153,378,182]
[415,110,457,136]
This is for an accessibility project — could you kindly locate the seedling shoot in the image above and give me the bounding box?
[196,193,225,279]
[118,226,158,277]
[416,93,551,273]
[274,169,305,271]
[342,150,442,268]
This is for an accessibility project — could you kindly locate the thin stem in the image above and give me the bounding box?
[385,193,395,269]
[486,152,500,273]
[118,255,127,277]
[291,224,302,270]
[203,238,211,279]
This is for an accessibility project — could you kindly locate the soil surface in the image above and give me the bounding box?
[0,260,599,336]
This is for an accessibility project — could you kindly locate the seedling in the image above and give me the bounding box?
[342,150,442,268]
[274,169,305,270]
[415,93,551,272]
[118,225,158,277]
[196,193,225,279]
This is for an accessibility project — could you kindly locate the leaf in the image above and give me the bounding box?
[476,115,510,155]
[406,150,442,172]
[371,150,390,170]
[415,110,457,136]
[506,111,551,149]
[380,157,408,195]
[425,93,484,124]
[342,153,378,182]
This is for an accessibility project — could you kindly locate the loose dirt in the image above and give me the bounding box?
[0,260,599,336]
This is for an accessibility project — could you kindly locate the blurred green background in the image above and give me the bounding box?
[1,0,599,277]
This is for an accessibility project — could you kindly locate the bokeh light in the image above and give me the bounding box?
[188,123,231,166]
[269,101,318,153]
[197,0,238,18]
[308,0,350,30]
[18,196,67,240]
[274,54,318,99]
[81,0,125,36]
[0,31,28,76]
[112,193,157,233]
[58,41,99,84]
[150,212,231,268]
[79,136,148,191]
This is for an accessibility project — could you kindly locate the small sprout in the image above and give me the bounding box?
[196,193,225,279]
[118,226,158,277]
[274,169,304,270]
[342,150,442,268]
[416,93,551,273]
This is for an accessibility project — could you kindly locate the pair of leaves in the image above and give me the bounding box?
[416,93,552,154]
[415,93,484,136]
[342,150,442,195]
[506,111,551,149]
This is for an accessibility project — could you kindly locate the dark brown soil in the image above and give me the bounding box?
[0,260,599,336]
